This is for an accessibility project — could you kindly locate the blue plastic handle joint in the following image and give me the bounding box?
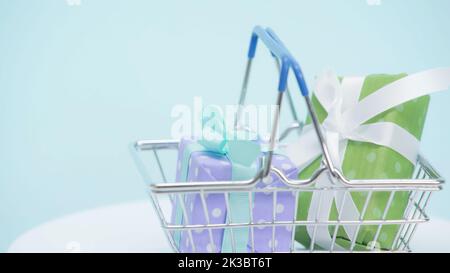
[246,26,309,97]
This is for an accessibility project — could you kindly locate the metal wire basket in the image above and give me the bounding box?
[130,26,444,253]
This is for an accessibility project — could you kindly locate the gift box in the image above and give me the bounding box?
[172,138,300,252]
[172,137,259,253]
[176,139,230,253]
[289,73,431,250]
[249,154,299,252]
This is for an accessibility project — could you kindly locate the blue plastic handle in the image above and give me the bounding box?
[247,26,309,96]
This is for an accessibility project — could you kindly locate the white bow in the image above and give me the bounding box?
[285,68,450,250]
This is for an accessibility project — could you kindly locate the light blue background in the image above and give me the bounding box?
[1,0,450,252]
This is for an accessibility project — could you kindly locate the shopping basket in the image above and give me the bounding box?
[130,26,444,253]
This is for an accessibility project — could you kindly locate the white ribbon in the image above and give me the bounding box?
[285,68,450,250]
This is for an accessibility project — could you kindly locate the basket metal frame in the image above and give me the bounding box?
[130,26,444,253]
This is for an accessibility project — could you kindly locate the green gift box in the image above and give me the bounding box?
[293,73,430,251]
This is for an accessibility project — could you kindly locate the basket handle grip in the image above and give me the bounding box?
[247,26,309,96]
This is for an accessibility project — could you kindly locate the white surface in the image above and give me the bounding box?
[7,200,450,253]
[8,200,172,253]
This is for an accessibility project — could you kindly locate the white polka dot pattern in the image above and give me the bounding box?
[268,239,278,249]
[263,190,272,195]
[212,208,222,218]
[373,207,382,218]
[276,203,284,214]
[206,243,215,253]
[347,169,356,179]
[366,152,377,163]
[262,176,273,185]
[257,219,267,230]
